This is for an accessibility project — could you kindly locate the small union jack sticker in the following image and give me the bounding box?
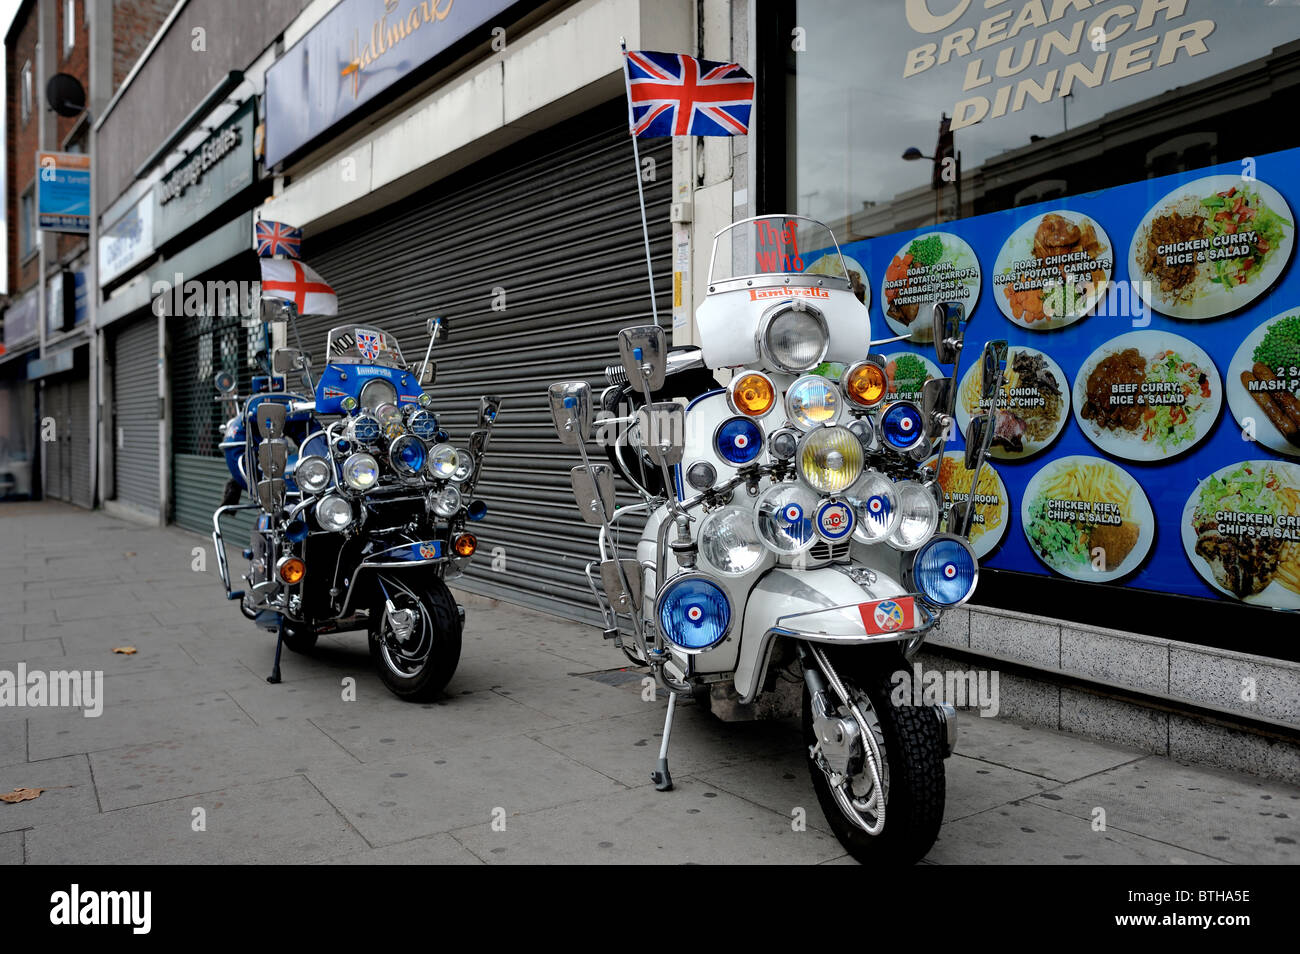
[356,330,381,361]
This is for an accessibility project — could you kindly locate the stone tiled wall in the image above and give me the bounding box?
[920,605,1300,784]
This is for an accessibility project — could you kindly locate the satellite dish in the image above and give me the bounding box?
[46,73,86,118]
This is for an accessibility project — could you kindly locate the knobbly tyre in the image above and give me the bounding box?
[211,299,501,701]
[548,215,1007,864]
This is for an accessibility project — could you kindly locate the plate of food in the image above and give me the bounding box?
[955,346,1068,460]
[1073,330,1221,461]
[1130,175,1293,319]
[1021,455,1154,583]
[882,351,942,403]
[1226,309,1300,457]
[880,232,981,344]
[807,252,871,308]
[992,210,1113,331]
[1181,460,1300,609]
[929,452,1009,559]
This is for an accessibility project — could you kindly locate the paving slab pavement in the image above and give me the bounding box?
[1,500,1298,865]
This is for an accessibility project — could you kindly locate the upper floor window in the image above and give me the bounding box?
[20,61,32,122]
[20,187,36,257]
[65,0,77,55]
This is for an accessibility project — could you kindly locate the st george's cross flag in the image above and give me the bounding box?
[624,50,754,138]
[260,259,337,316]
[254,220,303,258]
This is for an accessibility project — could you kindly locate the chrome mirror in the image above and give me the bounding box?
[420,361,437,385]
[213,370,236,395]
[272,348,304,374]
[921,377,953,442]
[260,297,295,326]
[637,401,685,467]
[980,340,1010,402]
[570,463,615,526]
[255,477,286,513]
[468,428,489,460]
[618,325,667,392]
[964,414,989,471]
[426,316,448,341]
[548,381,593,446]
[255,401,287,439]
[258,440,288,479]
[600,558,642,613]
[478,394,502,428]
[932,301,966,365]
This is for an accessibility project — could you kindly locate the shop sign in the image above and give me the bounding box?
[900,1,1217,131]
[154,100,256,245]
[36,152,90,233]
[264,0,516,167]
[99,197,154,286]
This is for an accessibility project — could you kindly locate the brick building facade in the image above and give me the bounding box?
[6,0,172,303]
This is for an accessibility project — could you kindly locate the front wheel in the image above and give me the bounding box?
[368,573,462,701]
[802,652,946,865]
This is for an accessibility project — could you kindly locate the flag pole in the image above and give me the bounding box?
[620,38,660,330]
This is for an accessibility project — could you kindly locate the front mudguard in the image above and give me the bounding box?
[733,565,937,704]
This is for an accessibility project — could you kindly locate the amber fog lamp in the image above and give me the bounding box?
[727,371,776,418]
[844,360,887,409]
[276,556,306,584]
[454,533,478,557]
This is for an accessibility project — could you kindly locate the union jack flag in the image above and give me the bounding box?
[254,220,303,259]
[624,51,754,138]
[356,330,381,361]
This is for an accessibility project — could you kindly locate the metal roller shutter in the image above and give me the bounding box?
[298,101,672,623]
[112,316,161,515]
[42,382,65,500]
[68,376,91,508]
[171,307,258,537]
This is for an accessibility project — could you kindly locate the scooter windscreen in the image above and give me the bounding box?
[696,215,871,370]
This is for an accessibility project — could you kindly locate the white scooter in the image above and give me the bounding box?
[548,216,1006,864]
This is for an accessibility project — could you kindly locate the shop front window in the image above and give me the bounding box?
[774,0,1300,629]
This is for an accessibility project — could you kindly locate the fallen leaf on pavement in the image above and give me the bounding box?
[112,647,137,655]
[1,788,44,803]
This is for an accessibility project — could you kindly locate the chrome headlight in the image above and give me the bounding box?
[698,506,765,576]
[375,402,404,439]
[296,455,332,494]
[431,485,462,517]
[797,425,864,494]
[912,534,978,607]
[848,470,900,544]
[655,573,732,653]
[450,449,475,483]
[315,494,353,531]
[879,401,926,453]
[359,379,399,411]
[341,452,379,491]
[785,374,843,430]
[757,303,829,373]
[407,409,438,440]
[389,435,426,478]
[889,480,939,551]
[349,414,380,444]
[426,443,459,480]
[754,483,818,555]
[714,416,763,466]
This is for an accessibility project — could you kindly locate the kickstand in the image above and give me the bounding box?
[267,617,285,684]
[651,691,678,792]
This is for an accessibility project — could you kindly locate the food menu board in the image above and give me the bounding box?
[833,146,1300,612]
